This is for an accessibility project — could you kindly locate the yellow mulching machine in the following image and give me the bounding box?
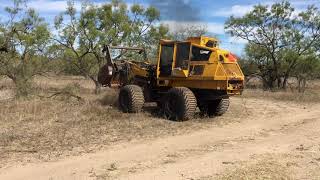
[98,36,244,121]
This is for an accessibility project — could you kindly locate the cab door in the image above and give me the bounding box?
[159,44,174,77]
[172,42,191,77]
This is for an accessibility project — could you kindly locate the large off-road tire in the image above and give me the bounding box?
[118,85,145,113]
[200,98,230,117]
[213,98,230,116]
[163,87,197,121]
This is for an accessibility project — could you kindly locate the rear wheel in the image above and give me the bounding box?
[200,98,230,117]
[118,85,145,113]
[163,87,197,121]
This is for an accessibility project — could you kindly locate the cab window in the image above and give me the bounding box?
[175,42,190,69]
[191,46,212,61]
[159,44,174,76]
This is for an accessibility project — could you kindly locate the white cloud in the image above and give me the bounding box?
[27,0,81,12]
[212,0,319,18]
[0,0,83,12]
[27,0,148,13]
[0,0,109,13]
[206,22,226,35]
[212,4,254,17]
[161,20,225,35]
[290,0,320,6]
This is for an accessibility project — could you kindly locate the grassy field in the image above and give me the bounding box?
[242,88,320,103]
[0,76,246,167]
[244,77,320,103]
[0,76,319,180]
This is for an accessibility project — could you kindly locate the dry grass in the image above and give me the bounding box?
[0,76,246,167]
[217,151,320,180]
[242,80,320,103]
[242,89,320,103]
[0,76,319,168]
[218,154,293,180]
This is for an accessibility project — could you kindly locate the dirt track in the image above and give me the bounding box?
[0,97,320,180]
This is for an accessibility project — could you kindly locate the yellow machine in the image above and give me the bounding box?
[98,36,244,121]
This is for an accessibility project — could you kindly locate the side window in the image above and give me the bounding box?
[160,45,174,66]
[159,44,174,76]
[175,43,190,69]
[191,46,212,61]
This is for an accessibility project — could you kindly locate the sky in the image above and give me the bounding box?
[0,0,319,55]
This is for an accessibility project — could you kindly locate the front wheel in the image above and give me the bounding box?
[118,85,145,113]
[163,87,197,121]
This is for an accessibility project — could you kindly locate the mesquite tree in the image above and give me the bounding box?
[0,0,50,96]
[225,1,320,89]
[54,0,168,93]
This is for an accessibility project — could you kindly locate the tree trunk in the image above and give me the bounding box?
[94,80,102,94]
[86,74,102,94]
[282,75,288,90]
[262,78,268,90]
[277,77,282,89]
[298,78,301,93]
[262,75,275,90]
[301,79,306,93]
[271,57,279,89]
[268,80,274,90]
[299,78,307,93]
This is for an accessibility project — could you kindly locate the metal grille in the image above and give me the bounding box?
[215,65,225,77]
[223,63,242,77]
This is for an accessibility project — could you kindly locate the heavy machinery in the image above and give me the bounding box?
[98,36,244,121]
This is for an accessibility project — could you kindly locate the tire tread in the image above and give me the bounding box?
[166,87,197,121]
[119,85,145,113]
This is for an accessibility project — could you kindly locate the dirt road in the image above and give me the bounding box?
[1,97,319,180]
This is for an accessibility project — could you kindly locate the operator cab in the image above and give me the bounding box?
[157,36,218,79]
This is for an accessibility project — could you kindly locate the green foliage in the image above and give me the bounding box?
[54,0,169,92]
[237,57,258,77]
[225,1,320,90]
[0,0,50,97]
[292,54,320,92]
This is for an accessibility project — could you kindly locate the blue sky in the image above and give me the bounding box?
[0,0,319,55]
